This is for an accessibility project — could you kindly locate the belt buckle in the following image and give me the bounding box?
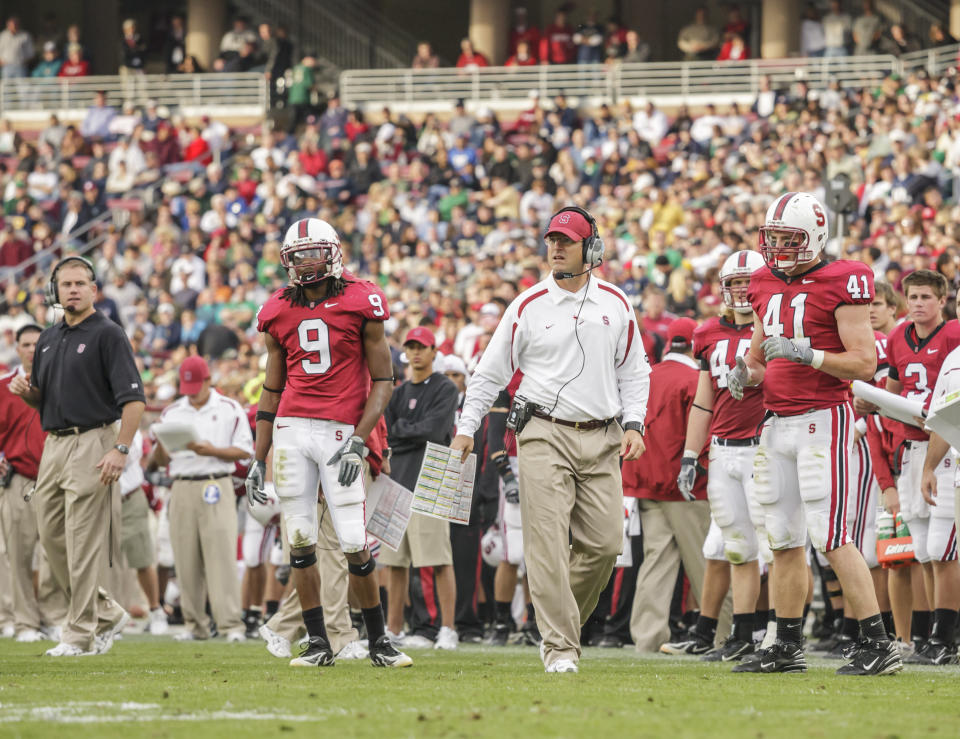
[573,421,581,430]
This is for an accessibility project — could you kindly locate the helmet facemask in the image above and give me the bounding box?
[759,226,811,271]
[280,242,342,285]
[721,274,753,314]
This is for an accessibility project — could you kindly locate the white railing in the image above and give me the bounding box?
[340,55,903,107]
[0,73,268,115]
[900,43,960,76]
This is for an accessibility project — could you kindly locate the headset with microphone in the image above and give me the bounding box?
[46,255,97,307]
[547,205,605,279]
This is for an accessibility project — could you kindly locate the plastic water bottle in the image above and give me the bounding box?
[894,513,911,538]
[876,509,894,540]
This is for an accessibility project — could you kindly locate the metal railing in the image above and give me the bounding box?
[900,43,960,76]
[340,55,903,107]
[0,73,268,114]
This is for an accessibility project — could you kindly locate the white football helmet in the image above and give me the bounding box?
[281,217,343,285]
[759,191,828,271]
[247,482,281,527]
[720,250,765,314]
[481,525,505,568]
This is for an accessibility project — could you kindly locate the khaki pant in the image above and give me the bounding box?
[169,476,242,638]
[517,416,624,667]
[0,520,12,630]
[0,473,66,632]
[266,499,358,653]
[630,499,731,652]
[34,425,126,651]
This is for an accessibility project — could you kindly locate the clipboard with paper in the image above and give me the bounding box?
[850,381,925,428]
[150,421,199,453]
[411,442,476,524]
[925,387,960,451]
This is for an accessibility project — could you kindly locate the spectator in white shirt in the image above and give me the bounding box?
[170,249,207,294]
[822,0,852,56]
[632,101,668,146]
[251,131,285,171]
[0,16,34,78]
[518,178,555,229]
[801,4,826,57]
[108,138,146,179]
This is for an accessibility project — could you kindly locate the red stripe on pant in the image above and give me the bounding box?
[942,524,957,562]
[610,568,624,617]
[826,404,850,551]
[421,566,439,623]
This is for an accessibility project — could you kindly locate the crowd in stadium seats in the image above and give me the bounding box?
[4,40,960,648]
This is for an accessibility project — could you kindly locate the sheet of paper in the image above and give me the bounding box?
[365,475,414,552]
[925,387,960,452]
[615,497,638,569]
[411,442,476,525]
[851,380,924,428]
[151,421,200,453]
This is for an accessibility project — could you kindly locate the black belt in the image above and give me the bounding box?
[902,440,926,450]
[713,436,759,447]
[173,473,227,481]
[531,410,614,431]
[48,421,114,437]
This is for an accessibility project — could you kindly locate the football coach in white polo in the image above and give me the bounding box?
[451,206,650,673]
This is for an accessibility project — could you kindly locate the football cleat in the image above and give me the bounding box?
[243,613,262,640]
[519,619,542,646]
[44,642,95,657]
[486,623,511,647]
[595,634,624,649]
[905,638,957,666]
[545,658,578,673]
[660,631,713,656]
[435,626,459,650]
[15,629,44,643]
[336,640,369,660]
[702,636,755,662]
[148,608,169,636]
[259,624,291,658]
[369,635,413,668]
[825,634,856,660]
[732,640,806,673]
[836,639,902,675]
[400,633,434,649]
[94,611,131,655]
[289,635,335,667]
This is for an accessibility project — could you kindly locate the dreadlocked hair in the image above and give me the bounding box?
[282,277,349,307]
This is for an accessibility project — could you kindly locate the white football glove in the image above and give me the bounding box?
[327,435,368,487]
[727,356,750,401]
[245,460,267,505]
[676,454,698,502]
[762,336,815,365]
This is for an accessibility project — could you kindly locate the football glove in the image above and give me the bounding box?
[327,435,368,487]
[727,356,750,401]
[677,454,698,502]
[762,336,814,365]
[494,453,520,504]
[245,459,267,505]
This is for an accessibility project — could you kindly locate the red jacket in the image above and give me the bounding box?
[539,23,575,64]
[621,354,708,501]
[0,370,46,480]
[865,414,901,492]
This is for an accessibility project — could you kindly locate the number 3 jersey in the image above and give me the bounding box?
[747,259,873,416]
[693,316,765,439]
[886,319,960,441]
[256,273,389,425]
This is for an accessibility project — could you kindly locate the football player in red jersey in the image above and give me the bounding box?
[884,270,960,665]
[673,250,769,664]
[727,191,902,675]
[246,217,412,668]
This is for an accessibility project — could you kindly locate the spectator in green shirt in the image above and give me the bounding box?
[287,54,317,133]
[31,42,61,77]
[438,178,469,221]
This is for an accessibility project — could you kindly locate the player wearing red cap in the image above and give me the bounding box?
[148,355,253,642]
[728,192,901,676]
[248,217,411,668]
[624,317,726,652]
[452,206,650,673]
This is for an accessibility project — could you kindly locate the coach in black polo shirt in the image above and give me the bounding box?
[11,256,144,657]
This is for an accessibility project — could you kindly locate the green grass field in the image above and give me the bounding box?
[1,636,958,738]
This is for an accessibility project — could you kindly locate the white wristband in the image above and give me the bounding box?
[682,449,699,459]
[810,349,825,369]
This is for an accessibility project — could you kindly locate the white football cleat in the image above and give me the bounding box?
[434,626,459,650]
[259,624,292,658]
[545,659,578,673]
[1,624,14,638]
[148,608,169,636]
[42,625,61,642]
[95,611,131,655]
[400,634,434,649]
[225,631,246,643]
[15,629,44,643]
[336,639,369,660]
[45,642,95,657]
[174,631,196,642]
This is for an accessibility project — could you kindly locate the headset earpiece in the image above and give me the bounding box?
[48,256,96,306]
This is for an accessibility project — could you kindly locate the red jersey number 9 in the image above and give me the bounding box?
[298,318,331,375]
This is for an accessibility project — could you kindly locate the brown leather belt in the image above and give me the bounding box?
[532,410,614,431]
[49,421,113,437]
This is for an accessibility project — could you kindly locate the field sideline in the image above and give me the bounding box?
[1,636,958,738]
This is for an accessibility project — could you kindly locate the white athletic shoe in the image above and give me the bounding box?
[434,626,459,650]
[174,631,196,642]
[336,639,370,660]
[225,631,246,643]
[95,611,131,655]
[45,641,95,657]
[400,633,435,649]
[384,628,405,646]
[148,608,169,636]
[545,658,578,673]
[42,625,61,642]
[259,624,292,658]
[1,624,14,638]
[16,629,44,643]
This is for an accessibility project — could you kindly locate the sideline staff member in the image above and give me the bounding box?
[149,356,252,642]
[12,256,145,656]
[452,207,650,673]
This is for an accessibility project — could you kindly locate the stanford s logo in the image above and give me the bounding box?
[77,343,86,354]
[557,213,571,224]
[409,399,417,410]
[602,316,610,326]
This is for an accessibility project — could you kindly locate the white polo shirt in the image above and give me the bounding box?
[458,274,651,437]
[156,389,253,479]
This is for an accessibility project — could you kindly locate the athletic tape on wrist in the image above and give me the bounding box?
[810,349,825,369]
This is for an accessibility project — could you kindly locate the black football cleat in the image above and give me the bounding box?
[369,634,413,668]
[732,640,806,673]
[836,639,902,675]
[289,636,335,667]
[702,636,755,662]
